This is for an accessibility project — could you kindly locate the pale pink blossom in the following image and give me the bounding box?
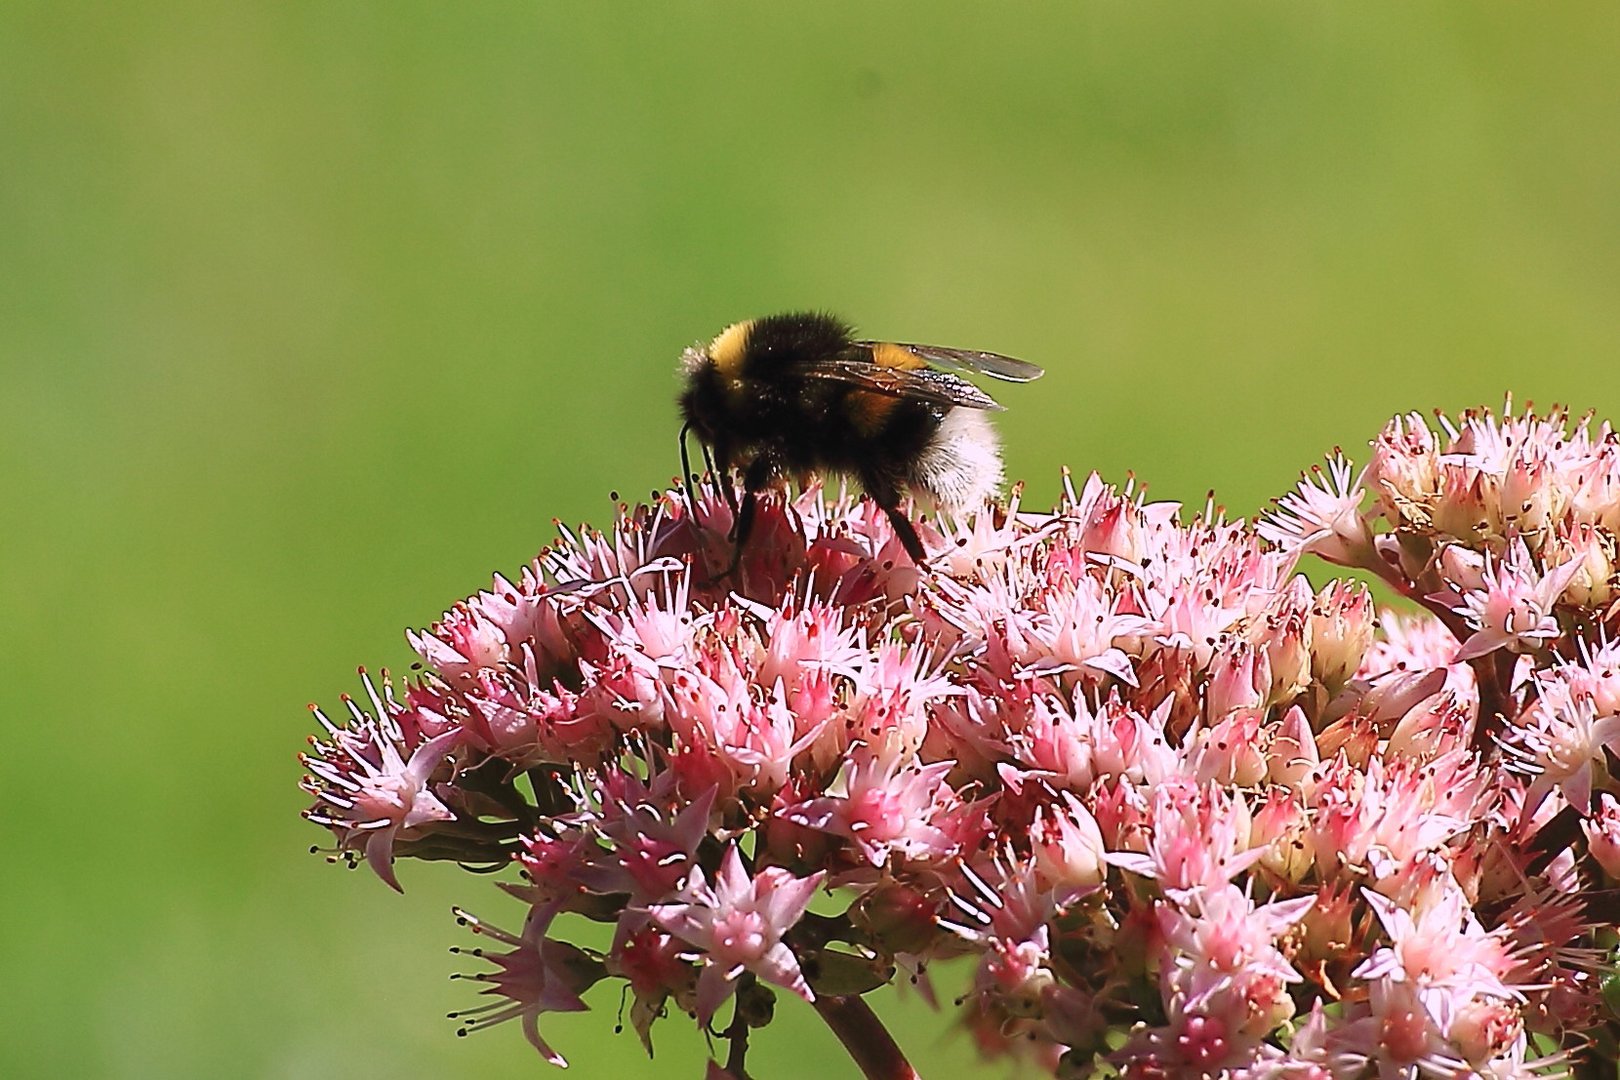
[648,845,824,1023]
[1310,752,1482,882]
[609,924,696,1052]
[1350,886,1530,1075]
[300,671,461,892]
[1106,781,1262,896]
[1359,608,1473,704]
[448,907,600,1067]
[1440,540,1583,660]
[580,772,715,907]
[942,855,1087,1018]
[780,746,961,868]
[1260,452,1374,565]
[1503,667,1620,813]
[1157,885,1314,1015]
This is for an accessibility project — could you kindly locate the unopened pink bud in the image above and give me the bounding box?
[1309,581,1374,695]
[1583,794,1620,880]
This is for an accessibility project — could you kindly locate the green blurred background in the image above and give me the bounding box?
[6,4,1620,1077]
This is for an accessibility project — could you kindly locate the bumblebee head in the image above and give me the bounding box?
[679,343,711,380]
[678,320,755,440]
[676,341,734,510]
[677,344,722,444]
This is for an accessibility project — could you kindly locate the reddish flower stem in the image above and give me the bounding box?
[812,995,920,1080]
[1468,649,1517,753]
[723,991,754,1080]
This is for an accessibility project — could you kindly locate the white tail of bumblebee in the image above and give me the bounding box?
[908,408,1004,511]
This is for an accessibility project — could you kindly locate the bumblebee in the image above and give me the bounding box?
[677,311,1043,570]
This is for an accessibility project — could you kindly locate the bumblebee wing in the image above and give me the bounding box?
[858,341,1044,383]
[799,358,1003,410]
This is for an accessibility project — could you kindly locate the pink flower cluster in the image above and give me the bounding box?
[301,402,1620,1079]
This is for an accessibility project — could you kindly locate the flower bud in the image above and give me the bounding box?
[1450,998,1524,1067]
[1308,581,1374,696]
[1030,795,1109,889]
[849,882,940,956]
[1080,485,1145,566]
[1436,542,1486,594]
[1387,690,1470,759]
[1550,524,1616,609]
[1501,443,1562,544]
[1367,413,1439,528]
[1295,883,1356,967]
[1188,710,1268,787]
[1583,794,1620,881]
[1431,462,1501,546]
[1253,788,1313,884]
[1207,640,1270,719]
[1266,705,1321,789]
[1257,578,1314,705]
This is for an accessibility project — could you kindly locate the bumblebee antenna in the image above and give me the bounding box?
[678,420,697,510]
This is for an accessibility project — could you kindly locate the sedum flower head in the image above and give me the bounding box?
[300,401,1620,1077]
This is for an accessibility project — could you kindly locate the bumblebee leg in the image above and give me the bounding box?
[860,472,929,567]
[717,456,772,579]
[883,508,928,567]
[678,422,698,510]
[710,440,741,520]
